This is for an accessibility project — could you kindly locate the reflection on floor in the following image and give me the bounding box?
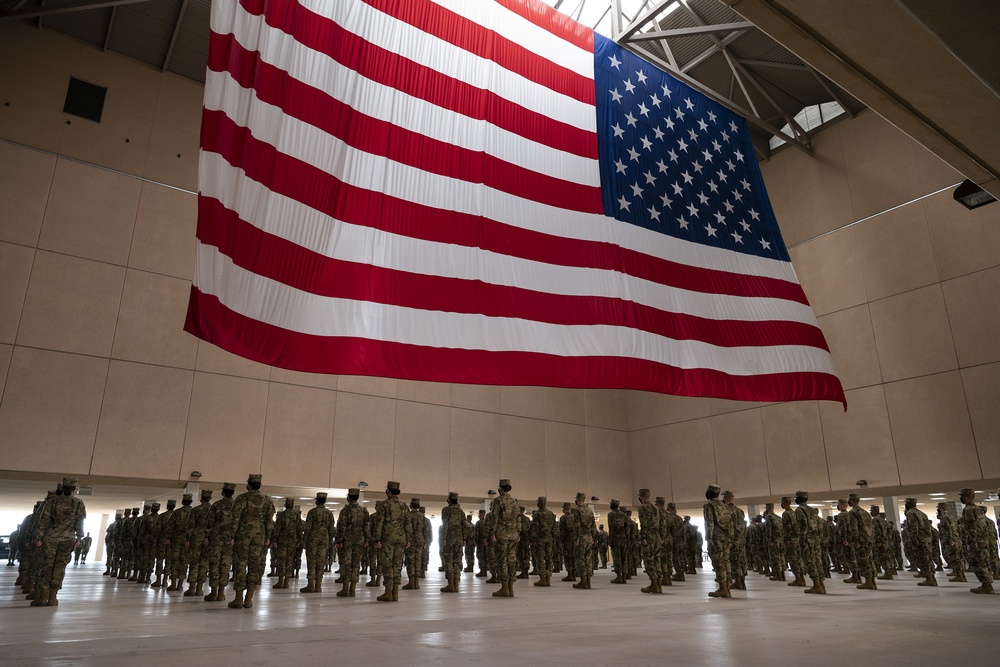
[2,563,997,665]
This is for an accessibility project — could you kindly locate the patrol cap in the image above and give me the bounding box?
[795,491,809,500]
[870,505,880,512]
[115,510,124,517]
[936,502,948,509]
[201,489,213,499]
[905,497,918,504]
[609,498,619,505]
[247,473,262,484]
[348,487,360,496]
[448,491,459,501]
[655,496,666,505]
[131,507,140,514]
[848,493,860,502]
[780,496,792,504]
[765,502,774,508]
[959,487,975,497]
[722,490,734,499]
[410,497,421,506]
[182,493,193,501]
[562,502,572,510]
[638,488,650,496]
[316,492,328,501]
[706,484,721,495]
[837,498,847,505]
[667,502,676,510]
[151,502,161,510]
[519,506,526,512]
[498,478,511,487]
[62,476,79,488]
[166,499,177,508]
[537,496,547,504]
[386,481,401,491]
[222,482,237,491]
[575,492,587,501]
[283,497,294,507]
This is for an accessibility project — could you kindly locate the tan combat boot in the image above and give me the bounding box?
[392,583,399,601]
[402,577,416,590]
[492,581,509,597]
[376,583,394,601]
[337,580,351,597]
[661,572,672,586]
[203,586,216,601]
[243,586,256,609]
[315,577,323,593]
[30,587,50,606]
[440,577,454,593]
[272,576,282,589]
[949,571,967,583]
[804,577,820,594]
[708,582,726,598]
[857,576,877,590]
[228,590,244,608]
[917,573,938,586]
[843,571,860,584]
[300,578,315,593]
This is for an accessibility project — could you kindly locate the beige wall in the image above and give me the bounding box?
[628,109,1000,504]
[3,23,999,509]
[0,23,631,505]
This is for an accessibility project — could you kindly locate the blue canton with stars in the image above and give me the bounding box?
[594,34,788,262]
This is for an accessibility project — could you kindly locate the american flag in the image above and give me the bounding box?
[184,0,845,406]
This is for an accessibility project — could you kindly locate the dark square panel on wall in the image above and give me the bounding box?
[63,76,107,123]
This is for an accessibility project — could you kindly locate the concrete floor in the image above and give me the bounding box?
[2,564,997,666]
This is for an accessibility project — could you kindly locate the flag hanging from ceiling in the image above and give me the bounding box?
[185,0,846,406]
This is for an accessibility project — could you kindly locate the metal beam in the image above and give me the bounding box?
[676,30,742,73]
[102,4,116,51]
[161,0,189,73]
[627,21,754,42]
[811,70,857,119]
[0,0,155,22]
[737,58,810,72]
[620,0,678,41]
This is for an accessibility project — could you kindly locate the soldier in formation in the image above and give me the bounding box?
[571,492,597,590]
[439,492,466,593]
[184,489,213,597]
[959,488,994,594]
[531,496,556,587]
[372,480,410,602]
[228,473,275,609]
[489,478,520,598]
[29,478,87,607]
[724,491,747,590]
[904,497,937,587]
[272,497,302,590]
[300,492,333,595]
[403,498,425,590]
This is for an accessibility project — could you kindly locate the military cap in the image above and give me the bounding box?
[448,491,459,501]
[905,497,918,504]
[62,476,79,488]
[519,506,526,512]
[870,505,880,512]
[765,502,774,508]
[537,496,547,504]
[655,496,666,505]
[795,490,809,500]
[848,493,860,502]
[410,497,421,505]
[706,484,721,494]
[959,487,975,497]
[936,502,948,509]
[609,498,619,505]
[200,489,213,499]
[222,482,237,491]
[386,481,401,491]
[638,488,651,496]
[131,507,140,514]
[283,497,295,507]
[575,492,587,501]
[166,499,177,508]
[780,496,792,503]
[316,492,328,500]
[247,473,262,484]
[348,487,360,496]
[722,490,734,499]
[182,493,193,501]
[498,478,511,487]
[562,502,572,510]
[115,510,124,517]
[667,502,676,510]
[151,502,161,510]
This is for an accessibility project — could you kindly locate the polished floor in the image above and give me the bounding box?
[2,562,997,666]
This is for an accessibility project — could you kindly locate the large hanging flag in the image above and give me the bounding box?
[185,0,846,406]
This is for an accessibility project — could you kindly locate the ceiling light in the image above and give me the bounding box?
[954,180,997,210]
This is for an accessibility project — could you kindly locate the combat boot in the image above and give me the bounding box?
[300,578,315,593]
[15,573,24,586]
[441,577,455,593]
[562,573,577,582]
[184,584,197,597]
[518,567,529,579]
[651,580,661,594]
[243,586,256,609]
[857,576,877,590]
[970,582,995,594]
[203,586,217,601]
[641,579,656,593]
[534,575,546,587]
[25,582,38,600]
[216,586,228,602]
[611,573,624,584]
[47,587,59,606]
[366,575,379,587]
[843,571,860,584]
[476,570,486,577]
[673,571,685,582]
[804,577,821,594]
[273,576,284,589]
[949,571,967,583]
[708,583,725,597]
[492,581,509,597]
[392,583,399,601]
[486,573,498,584]
[151,574,163,588]
[337,580,351,597]
[789,573,807,587]
[30,588,50,606]
[335,575,344,584]
[377,583,394,601]
[195,582,204,596]
[402,578,417,590]
[732,575,745,590]
[349,581,357,596]
[228,589,245,608]
[573,576,586,589]
[507,579,514,597]
[661,572,672,586]
[878,570,894,580]
[917,573,938,586]
[315,577,323,593]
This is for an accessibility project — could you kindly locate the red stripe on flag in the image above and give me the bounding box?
[233,0,597,160]
[360,0,594,105]
[208,32,602,214]
[201,109,812,305]
[198,195,831,351]
[492,0,595,53]
[185,286,847,405]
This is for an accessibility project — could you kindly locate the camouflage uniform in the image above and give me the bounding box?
[596,525,610,569]
[272,498,302,589]
[781,498,803,585]
[871,507,895,580]
[846,495,876,589]
[903,498,935,585]
[654,498,674,585]
[167,495,194,590]
[704,485,734,598]
[31,478,86,606]
[184,490,213,596]
[372,481,411,601]
[516,507,532,578]
[559,503,578,581]
[572,493,597,588]
[228,475,275,608]
[300,493,333,594]
[764,504,784,580]
[335,488,370,597]
[105,511,123,575]
[531,497,556,586]
[119,507,140,580]
[204,484,237,601]
[464,514,476,572]
[489,479,520,597]
[136,503,161,585]
[637,490,662,593]
[402,499,425,589]
[960,489,994,593]
[152,501,176,587]
[724,492,747,589]
[474,510,488,576]
[668,504,686,580]
[440,492,466,592]
[795,492,826,594]
[607,501,628,583]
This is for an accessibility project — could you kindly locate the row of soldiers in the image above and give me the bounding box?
[705,487,999,597]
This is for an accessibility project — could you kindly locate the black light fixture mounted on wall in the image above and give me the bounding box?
[954,179,997,210]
